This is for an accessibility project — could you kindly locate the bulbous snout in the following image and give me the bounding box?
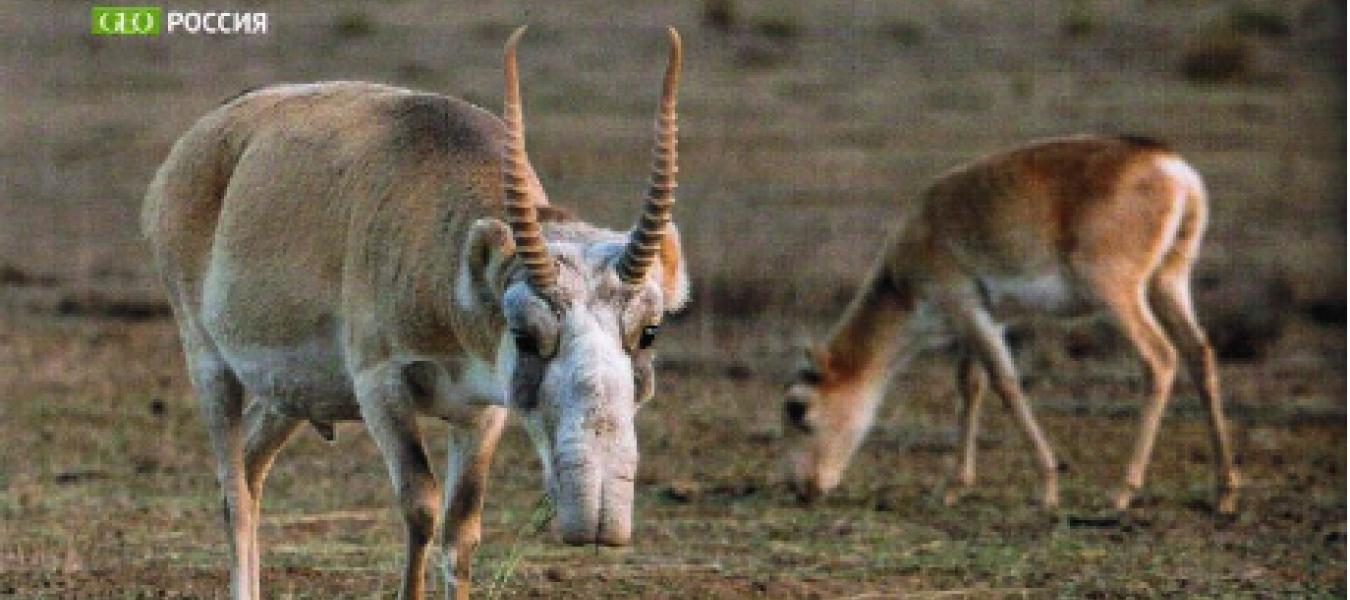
[554,464,635,546]
[547,370,639,547]
[528,317,643,547]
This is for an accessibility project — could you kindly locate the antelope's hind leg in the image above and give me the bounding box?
[183,343,256,599]
[943,352,988,506]
[1148,266,1241,514]
[242,400,302,599]
[1087,272,1180,513]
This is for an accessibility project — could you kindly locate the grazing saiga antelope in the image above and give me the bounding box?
[142,28,688,600]
[781,135,1241,514]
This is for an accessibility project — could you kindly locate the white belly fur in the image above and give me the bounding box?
[978,271,1091,319]
[200,268,507,421]
[221,334,361,421]
[214,332,509,423]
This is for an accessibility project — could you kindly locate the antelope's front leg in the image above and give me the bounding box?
[356,365,442,600]
[939,288,1060,509]
[440,407,508,600]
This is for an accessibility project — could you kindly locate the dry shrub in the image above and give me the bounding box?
[750,15,802,40]
[1227,5,1290,38]
[1181,34,1254,84]
[0,264,33,285]
[472,20,516,42]
[1062,2,1099,40]
[880,18,925,47]
[333,11,377,39]
[1197,272,1293,362]
[702,0,738,33]
[0,264,58,287]
[733,36,793,69]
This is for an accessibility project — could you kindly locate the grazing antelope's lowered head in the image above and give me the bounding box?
[781,343,885,502]
[780,254,918,503]
[490,27,689,546]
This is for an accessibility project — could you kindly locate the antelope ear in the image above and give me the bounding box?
[462,218,516,304]
[658,223,690,313]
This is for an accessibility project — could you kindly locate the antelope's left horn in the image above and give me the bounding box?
[616,27,681,286]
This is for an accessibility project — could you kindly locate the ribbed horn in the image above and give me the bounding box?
[616,27,681,286]
[502,26,557,293]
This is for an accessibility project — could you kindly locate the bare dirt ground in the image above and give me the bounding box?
[1,0,1344,598]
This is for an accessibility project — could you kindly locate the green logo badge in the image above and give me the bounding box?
[92,7,162,35]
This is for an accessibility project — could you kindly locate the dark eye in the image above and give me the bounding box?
[799,369,823,385]
[638,324,659,349]
[513,331,539,356]
[784,399,811,432]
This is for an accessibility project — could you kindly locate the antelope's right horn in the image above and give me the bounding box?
[502,26,558,294]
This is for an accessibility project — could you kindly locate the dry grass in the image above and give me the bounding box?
[0,0,1343,597]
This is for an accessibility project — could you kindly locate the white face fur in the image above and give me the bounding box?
[500,239,667,546]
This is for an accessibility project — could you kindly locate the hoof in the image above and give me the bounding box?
[1041,483,1060,511]
[1215,488,1239,516]
[942,488,965,507]
[1111,488,1136,513]
[1215,473,1242,516]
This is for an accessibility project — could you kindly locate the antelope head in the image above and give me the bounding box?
[780,344,881,502]
[465,27,688,546]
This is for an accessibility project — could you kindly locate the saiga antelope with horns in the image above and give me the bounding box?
[782,135,1241,515]
[143,28,687,600]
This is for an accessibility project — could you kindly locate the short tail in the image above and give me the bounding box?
[1156,155,1209,274]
